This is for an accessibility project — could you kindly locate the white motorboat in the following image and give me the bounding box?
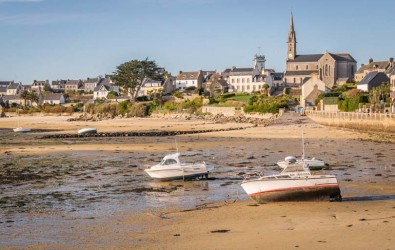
[241,161,341,203]
[13,127,31,133]
[144,153,212,181]
[277,156,325,170]
[78,127,97,135]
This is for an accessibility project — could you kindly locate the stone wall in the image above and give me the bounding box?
[306,111,395,132]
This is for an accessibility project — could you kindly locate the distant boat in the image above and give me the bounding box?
[144,153,212,181]
[78,128,97,135]
[277,156,326,171]
[241,161,341,203]
[13,127,31,133]
[277,130,326,171]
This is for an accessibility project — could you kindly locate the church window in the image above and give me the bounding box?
[325,65,328,76]
[329,66,331,76]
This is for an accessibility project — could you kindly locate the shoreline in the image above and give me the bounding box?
[0,113,394,249]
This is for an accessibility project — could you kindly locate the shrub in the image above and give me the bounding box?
[128,103,149,117]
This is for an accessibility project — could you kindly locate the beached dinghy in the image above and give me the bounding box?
[241,161,341,203]
[13,127,31,133]
[144,153,212,181]
[78,127,97,135]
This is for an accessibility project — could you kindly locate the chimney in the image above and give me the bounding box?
[390,57,394,67]
[178,71,182,75]
[369,58,373,64]
[361,64,365,67]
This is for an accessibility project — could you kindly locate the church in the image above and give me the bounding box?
[284,14,357,89]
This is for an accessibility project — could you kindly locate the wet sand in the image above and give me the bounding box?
[0,113,394,249]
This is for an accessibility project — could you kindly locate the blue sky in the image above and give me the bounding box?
[1,0,394,84]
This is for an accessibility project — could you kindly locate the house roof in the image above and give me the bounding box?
[231,68,253,73]
[32,81,48,86]
[288,54,323,62]
[358,72,390,89]
[176,71,201,81]
[356,60,392,74]
[52,80,67,85]
[0,87,7,93]
[8,83,20,89]
[0,81,13,87]
[94,82,116,92]
[272,72,284,80]
[84,77,101,84]
[142,78,163,85]
[285,70,319,76]
[330,53,357,63]
[43,93,63,101]
[66,80,81,85]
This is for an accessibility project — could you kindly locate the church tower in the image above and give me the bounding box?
[287,13,297,61]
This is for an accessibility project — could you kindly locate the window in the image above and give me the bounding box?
[163,159,177,165]
[232,79,235,84]
[306,65,309,70]
[247,85,250,90]
[242,78,245,83]
[296,65,299,70]
[237,79,239,83]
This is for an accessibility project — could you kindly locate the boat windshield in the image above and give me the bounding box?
[160,159,178,166]
[282,164,309,173]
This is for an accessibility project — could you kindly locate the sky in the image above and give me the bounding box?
[1,0,395,84]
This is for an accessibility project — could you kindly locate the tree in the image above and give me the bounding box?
[112,58,163,101]
[20,90,30,108]
[107,91,119,100]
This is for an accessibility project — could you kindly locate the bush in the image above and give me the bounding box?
[222,93,235,99]
[173,91,183,99]
[244,95,290,114]
[128,103,149,117]
[118,100,129,115]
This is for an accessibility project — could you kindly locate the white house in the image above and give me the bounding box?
[138,78,163,97]
[357,72,390,92]
[31,80,50,92]
[84,77,102,92]
[228,54,273,93]
[6,82,22,96]
[175,71,204,90]
[93,78,120,99]
[43,93,66,105]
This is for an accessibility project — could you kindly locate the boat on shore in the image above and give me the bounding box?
[277,156,326,170]
[241,161,341,203]
[144,153,212,181]
[78,128,97,135]
[13,127,31,133]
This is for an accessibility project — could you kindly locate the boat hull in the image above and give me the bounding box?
[13,128,31,133]
[78,128,97,135]
[144,164,209,181]
[277,159,326,170]
[241,176,341,203]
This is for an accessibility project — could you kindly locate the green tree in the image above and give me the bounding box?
[107,91,119,99]
[20,90,30,108]
[112,58,163,101]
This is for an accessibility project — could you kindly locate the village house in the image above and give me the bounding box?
[31,80,50,92]
[357,72,389,92]
[300,73,329,108]
[175,71,204,90]
[42,93,65,105]
[51,80,67,92]
[84,77,102,92]
[204,73,229,95]
[138,78,163,97]
[354,58,394,82]
[227,54,273,93]
[6,82,23,96]
[93,78,119,99]
[284,14,356,88]
[65,80,83,93]
[1,95,25,107]
[162,77,176,95]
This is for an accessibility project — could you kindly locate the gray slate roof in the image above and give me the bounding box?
[285,70,319,76]
[288,54,323,62]
[358,72,389,90]
[43,93,63,101]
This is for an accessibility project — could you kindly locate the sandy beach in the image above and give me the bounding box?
[0,113,394,249]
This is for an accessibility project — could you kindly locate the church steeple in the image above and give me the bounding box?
[287,13,297,60]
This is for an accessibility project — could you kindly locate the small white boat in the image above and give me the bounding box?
[13,127,31,133]
[144,153,212,181]
[78,127,97,135]
[277,156,325,170]
[241,161,341,203]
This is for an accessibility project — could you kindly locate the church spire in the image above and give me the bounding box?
[287,12,297,60]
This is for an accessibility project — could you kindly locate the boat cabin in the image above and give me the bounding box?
[159,153,181,166]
